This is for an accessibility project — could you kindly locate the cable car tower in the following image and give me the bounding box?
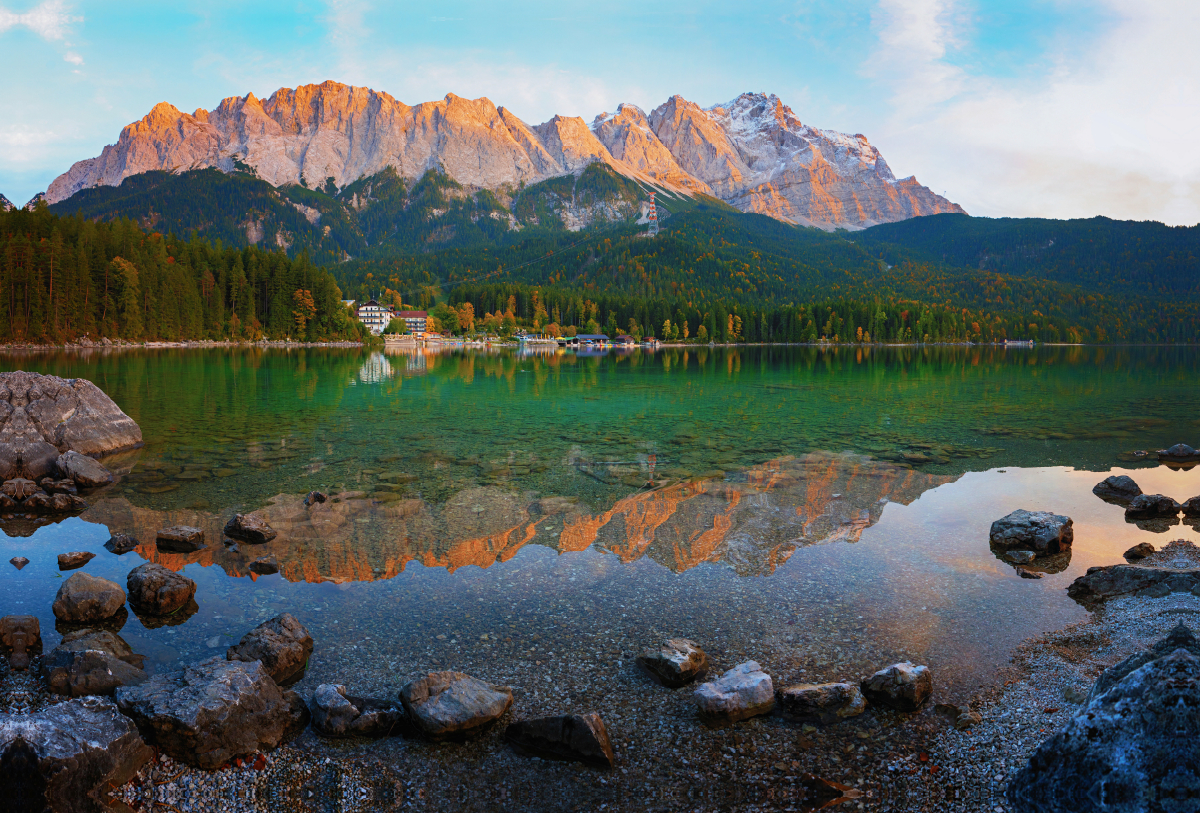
[647,192,659,237]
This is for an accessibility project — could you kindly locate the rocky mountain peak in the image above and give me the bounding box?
[0,193,12,212]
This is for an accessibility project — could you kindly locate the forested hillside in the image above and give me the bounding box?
[0,205,366,343]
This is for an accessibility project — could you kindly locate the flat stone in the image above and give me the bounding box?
[56,450,114,489]
[224,513,277,544]
[0,615,41,670]
[0,696,153,813]
[1124,542,1157,561]
[505,712,616,768]
[860,662,932,711]
[155,525,205,552]
[636,638,709,688]
[1068,563,1200,608]
[777,682,866,725]
[115,656,291,770]
[226,613,313,686]
[57,550,94,570]
[693,661,775,726]
[249,556,279,575]
[399,671,513,740]
[989,509,1073,554]
[104,533,139,554]
[1125,493,1181,519]
[52,572,126,624]
[310,684,405,738]
[9,556,28,569]
[1091,474,1142,503]
[126,562,197,615]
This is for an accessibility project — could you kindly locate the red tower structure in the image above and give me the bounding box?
[647,192,659,237]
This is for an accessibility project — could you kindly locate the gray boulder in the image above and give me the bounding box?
[224,513,277,544]
[0,696,153,813]
[126,562,196,615]
[693,661,775,726]
[777,682,867,725]
[226,613,313,686]
[636,638,709,688]
[115,656,291,770]
[52,572,126,624]
[1009,624,1200,813]
[505,713,616,768]
[860,662,932,711]
[56,450,113,489]
[989,510,1073,554]
[0,615,41,670]
[1091,474,1142,503]
[310,684,405,738]
[1068,563,1200,607]
[156,525,205,552]
[399,671,513,740]
[1125,493,1181,519]
[104,533,139,554]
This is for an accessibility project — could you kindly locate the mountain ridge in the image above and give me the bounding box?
[45,81,963,231]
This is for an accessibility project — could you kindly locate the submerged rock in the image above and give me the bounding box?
[1091,474,1142,504]
[155,525,205,552]
[9,556,28,569]
[226,613,313,686]
[104,533,139,554]
[51,572,126,624]
[505,713,616,768]
[0,696,153,813]
[1004,550,1037,564]
[224,513,277,544]
[989,510,1073,554]
[249,556,279,575]
[1009,623,1200,813]
[57,550,94,570]
[1015,566,1044,579]
[42,628,148,697]
[115,656,291,770]
[860,662,932,711]
[777,682,866,725]
[310,684,405,738]
[693,661,775,726]
[0,615,41,670]
[126,562,197,616]
[1123,542,1156,561]
[56,450,113,489]
[636,638,709,688]
[399,671,513,740]
[1125,493,1181,519]
[304,490,327,506]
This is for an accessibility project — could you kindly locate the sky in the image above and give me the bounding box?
[1,0,1197,224]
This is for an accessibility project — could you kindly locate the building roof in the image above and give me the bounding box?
[614,335,635,342]
[359,298,382,308]
[575,334,610,341]
[396,311,428,318]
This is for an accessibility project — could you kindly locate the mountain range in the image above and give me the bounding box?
[42,81,962,231]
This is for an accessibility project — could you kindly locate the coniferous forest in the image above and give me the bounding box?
[0,204,366,343]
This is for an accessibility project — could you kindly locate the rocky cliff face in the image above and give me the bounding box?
[0,194,12,212]
[47,81,963,230]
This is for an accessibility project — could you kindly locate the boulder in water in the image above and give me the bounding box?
[42,629,148,697]
[52,572,126,624]
[225,613,313,686]
[126,562,196,615]
[399,671,513,740]
[104,533,139,554]
[1124,542,1156,561]
[1125,494,1181,519]
[989,510,1073,554]
[693,661,775,726]
[860,662,932,711]
[310,684,405,738]
[1091,475,1142,504]
[777,682,867,725]
[1158,443,1200,461]
[57,551,94,570]
[505,713,616,768]
[55,450,113,489]
[155,525,205,552]
[636,638,709,688]
[224,513,277,543]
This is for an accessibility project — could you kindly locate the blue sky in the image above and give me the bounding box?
[2,0,1197,224]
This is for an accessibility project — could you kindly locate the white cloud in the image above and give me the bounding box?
[866,0,1200,224]
[0,0,81,41]
[63,50,81,64]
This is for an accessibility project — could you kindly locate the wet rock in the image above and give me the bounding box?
[693,661,775,726]
[1009,623,1200,813]
[104,533,139,554]
[0,477,39,500]
[636,638,709,688]
[955,711,982,730]
[1004,550,1036,564]
[0,615,41,670]
[133,598,198,630]
[0,696,153,813]
[1158,442,1200,461]
[1125,493,1181,519]
[989,510,1073,554]
[777,682,866,725]
[42,629,148,697]
[114,656,291,770]
[39,477,77,495]
[249,556,279,575]
[860,662,932,711]
[52,572,126,624]
[9,556,28,569]
[155,525,205,552]
[226,613,313,686]
[1182,496,1200,517]
[57,550,94,570]
[224,513,277,544]
[1091,474,1142,503]
[1091,621,1200,701]
[56,450,113,488]
[505,712,616,768]
[399,671,514,740]
[282,689,311,740]
[126,562,197,615]
[1015,566,1044,579]
[310,684,405,738]
[1124,542,1157,561]
[304,490,327,506]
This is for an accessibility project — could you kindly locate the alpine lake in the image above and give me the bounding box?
[2,343,1198,804]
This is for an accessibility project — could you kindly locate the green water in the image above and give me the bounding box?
[2,344,1198,702]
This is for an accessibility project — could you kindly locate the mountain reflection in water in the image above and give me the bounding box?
[82,452,956,583]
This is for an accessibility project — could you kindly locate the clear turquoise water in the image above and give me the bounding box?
[2,344,1198,700]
